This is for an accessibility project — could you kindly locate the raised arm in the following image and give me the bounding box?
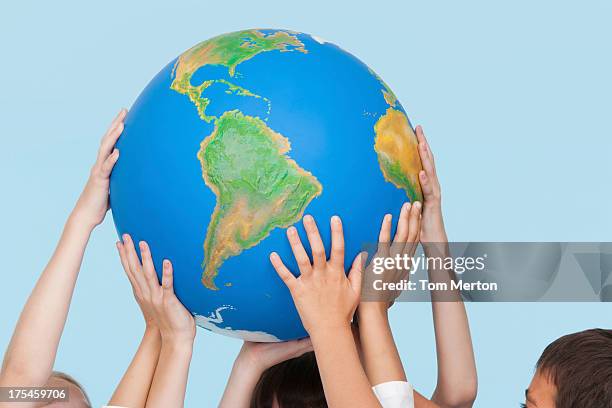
[117,237,196,408]
[358,202,423,408]
[0,110,126,389]
[108,237,165,408]
[270,215,382,408]
[416,126,477,408]
[359,203,421,386]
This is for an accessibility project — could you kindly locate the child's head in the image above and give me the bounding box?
[525,328,612,408]
[250,351,326,408]
[45,371,91,407]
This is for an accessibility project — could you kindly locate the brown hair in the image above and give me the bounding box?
[250,351,326,408]
[536,328,612,407]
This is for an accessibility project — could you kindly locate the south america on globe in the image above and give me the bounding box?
[110,29,422,341]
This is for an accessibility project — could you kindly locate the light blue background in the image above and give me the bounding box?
[0,1,610,406]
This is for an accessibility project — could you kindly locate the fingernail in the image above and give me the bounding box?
[414,201,422,209]
[402,202,411,212]
[115,241,121,249]
[331,215,341,224]
[139,241,146,250]
[163,259,170,268]
[419,171,427,180]
[122,234,130,242]
[270,252,278,260]
[287,226,297,236]
[304,214,313,223]
[384,213,392,222]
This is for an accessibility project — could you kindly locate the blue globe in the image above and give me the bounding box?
[110,29,422,341]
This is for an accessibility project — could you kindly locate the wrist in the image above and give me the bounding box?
[309,323,352,344]
[160,326,195,347]
[420,208,447,244]
[144,325,160,338]
[161,335,194,355]
[234,352,266,376]
[424,200,442,211]
[67,209,98,232]
[144,316,158,330]
[358,303,389,320]
[422,228,447,241]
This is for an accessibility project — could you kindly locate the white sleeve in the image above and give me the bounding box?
[372,380,414,408]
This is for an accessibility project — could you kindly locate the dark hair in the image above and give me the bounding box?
[250,351,326,408]
[536,328,612,407]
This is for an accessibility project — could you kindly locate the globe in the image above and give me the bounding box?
[110,29,422,341]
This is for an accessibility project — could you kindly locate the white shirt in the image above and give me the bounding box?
[373,380,415,408]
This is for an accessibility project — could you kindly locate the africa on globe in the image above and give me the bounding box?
[110,29,422,341]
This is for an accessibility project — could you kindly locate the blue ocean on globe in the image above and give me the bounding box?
[110,29,422,341]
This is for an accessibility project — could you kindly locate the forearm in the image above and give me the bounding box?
[358,305,406,386]
[1,214,92,385]
[425,246,477,407]
[109,327,162,408]
[219,358,264,408]
[430,301,477,407]
[146,340,193,408]
[311,326,382,408]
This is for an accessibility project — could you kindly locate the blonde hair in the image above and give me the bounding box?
[51,371,92,407]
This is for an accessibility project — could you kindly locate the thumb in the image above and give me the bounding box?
[161,259,174,293]
[419,170,435,200]
[348,252,366,295]
[101,148,120,177]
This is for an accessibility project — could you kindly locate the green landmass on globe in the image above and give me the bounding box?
[198,110,322,290]
[169,29,422,290]
[170,30,305,123]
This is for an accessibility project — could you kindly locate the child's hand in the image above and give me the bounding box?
[72,109,126,229]
[271,217,384,408]
[416,125,447,243]
[360,201,422,310]
[236,338,313,373]
[117,235,157,329]
[117,234,195,344]
[270,215,363,336]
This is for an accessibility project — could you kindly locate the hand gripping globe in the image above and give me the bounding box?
[110,29,422,341]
